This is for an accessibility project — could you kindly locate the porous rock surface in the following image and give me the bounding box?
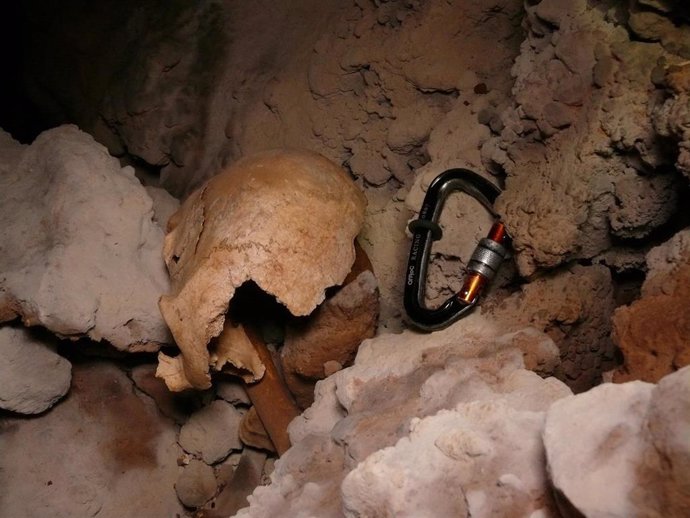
[234,313,572,517]
[483,0,689,276]
[544,365,690,517]
[10,1,690,330]
[0,361,184,517]
[490,264,618,392]
[13,0,525,329]
[613,229,690,382]
[158,150,366,390]
[0,126,172,351]
[0,326,71,414]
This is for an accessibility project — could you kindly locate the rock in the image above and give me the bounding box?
[235,313,571,517]
[0,326,71,414]
[492,264,618,392]
[341,402,555,518]
[209,448,267,517]
[484,1,686,276]
[158,150,365,390]
[179,400,243,464]
[613,230,690,382]
[175,459,217,508]
[131,363,198,424]
[544,366,690,517]
[215,452,243,488]
[544,380,654,517]
[534,0,587,27]
[635,366,690,515]
[653,62,690,178]
[609,169,680,239]
[627,10,671,41]
[217,379,251,406]
[239,406,275,453]
[145,185,180,230]
[0,128,26,170]
[0,125,172,351]
[0,361,184,517]
[282,269,379,409]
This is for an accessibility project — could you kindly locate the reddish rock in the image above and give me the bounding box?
[613,263,690,383]
[282,270,379,409]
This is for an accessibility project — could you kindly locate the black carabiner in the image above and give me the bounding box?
[404,168,510,331]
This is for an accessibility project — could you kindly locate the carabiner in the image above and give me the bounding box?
[404,168,510,331]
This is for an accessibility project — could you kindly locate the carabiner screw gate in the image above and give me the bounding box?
[404,169,510,331]
[458,221,510,304]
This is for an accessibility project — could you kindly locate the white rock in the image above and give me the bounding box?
[640,366,690,516]
[175,459,217,508]
[145,185,180,230]
[341,402,554,518]
[236,315,571,517]
[0,326,71,414]
[179,400,243,464]
[543,380,654,517]
[544,367,690,516]
[0,125,171,351]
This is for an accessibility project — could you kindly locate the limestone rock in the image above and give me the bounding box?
[0,361,184,517]
[341,402,554,518]
[235,314,571,517]
[0,125,172,351]
[634,365,690,515]
[544,380,653,517]
[492,264,618,392]
[158,149,365,390]
[145,185,180,230]
[0,128,26,171]
[179,400,243,464]
[0,326,71,414]
[482,0,687,276]
[544,366,690,517]
[653,62,690,179]
[175,459,217,508]
[613,230,690,382]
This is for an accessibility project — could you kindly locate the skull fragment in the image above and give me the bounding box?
[157,150,366,390]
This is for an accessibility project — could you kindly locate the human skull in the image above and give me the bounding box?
[157,149,366,390]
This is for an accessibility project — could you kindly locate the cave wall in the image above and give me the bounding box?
[2,0,690,391]
[1,1,690,516]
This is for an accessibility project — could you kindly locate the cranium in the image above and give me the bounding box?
[157,149,366,390]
